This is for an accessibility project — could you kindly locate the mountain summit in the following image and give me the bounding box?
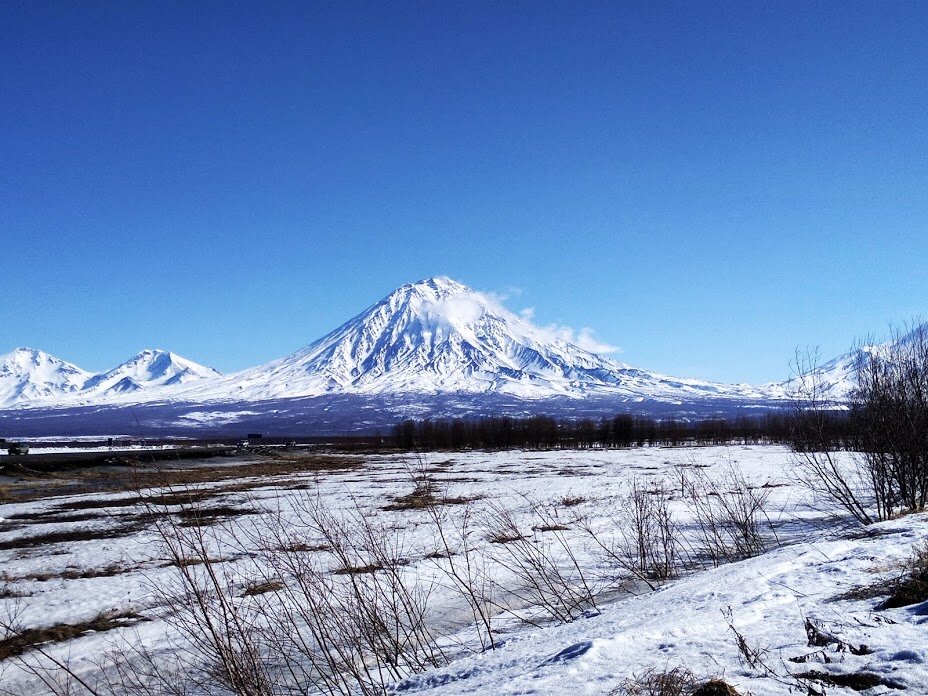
[81,349,221,396]
[217,275,626,398]
[0,348,91,406]
[175,276,778,403]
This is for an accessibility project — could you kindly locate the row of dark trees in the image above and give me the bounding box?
[392,411,856,451]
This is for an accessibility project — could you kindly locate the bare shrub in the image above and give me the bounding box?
[583,479,683,591]
[880,539,928,608]
[789,347,879,524]
[791,327,928,524]
[252,489,447,694]
[485,500,598,624]
[422,500,497,651]
[855,324,928,516]
[614,667,697,696]
[684,466,774,566]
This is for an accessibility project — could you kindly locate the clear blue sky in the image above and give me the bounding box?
[2,1,926,382]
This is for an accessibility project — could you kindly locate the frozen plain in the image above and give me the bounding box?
[1,445,926,695]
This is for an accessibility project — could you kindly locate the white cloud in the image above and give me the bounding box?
[539,323,621,354]
[478,285,620,355]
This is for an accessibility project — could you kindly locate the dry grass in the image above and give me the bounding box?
[0,523,145,551]
[880,540,928,609]
[613,669,741,696]
[0,610,145,661]
[6,564,131,583]
[0,454,362,506]
[242,579,284,596]
[175,504,258,527]
[382,486,473,511]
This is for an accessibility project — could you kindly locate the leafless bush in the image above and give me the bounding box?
[789,347,879,524]
[485,500,598,624]
[583,479,683,590]
[684,466,773,566]
[251,489,447,694]
[422,500,497,651]
[855,324,928,516]
[614,667,697,696]
[791,328,928,523]
[880,539,928,608]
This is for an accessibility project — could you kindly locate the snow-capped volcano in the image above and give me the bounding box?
[178,276,780,403]
[81,349,221,396]
[0,348,92,407]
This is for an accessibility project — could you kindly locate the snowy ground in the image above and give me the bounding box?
[1,445,926,695]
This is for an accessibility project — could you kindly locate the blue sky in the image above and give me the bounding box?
[2,1,926,382]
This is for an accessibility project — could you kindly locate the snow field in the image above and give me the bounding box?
[0,445,925,694]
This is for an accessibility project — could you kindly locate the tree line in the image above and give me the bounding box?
[391,411,856,451]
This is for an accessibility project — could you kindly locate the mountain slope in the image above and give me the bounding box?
[0,348,92,407]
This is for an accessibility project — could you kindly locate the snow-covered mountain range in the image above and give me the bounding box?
[0,348,220,407]
[0,277,869,416]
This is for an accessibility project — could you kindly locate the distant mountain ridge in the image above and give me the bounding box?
[0,347,220,407]
[0,348,91,406]
[0,277,886,414]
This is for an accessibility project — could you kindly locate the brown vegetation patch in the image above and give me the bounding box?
[827,582,890,603]
[161,555,236,569]
[175,504,258,527]
[559,495,586,507]
[276,542,331,553]
[0,611,145,661]
[690,681,741,696]
[382,487,473,511]
[533,524,570,532]
[12,564,131,583]
[615,669,741,696]
[0,523,144,550]
[333,563,384,575]
[487,532,526,544]
[57,489,218,511]
[0,455,362,506]
[795,670,904,691]
[879,541,928,609]
[0,585,31,599]
[6,510,107,524]
[242,579,285,596]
